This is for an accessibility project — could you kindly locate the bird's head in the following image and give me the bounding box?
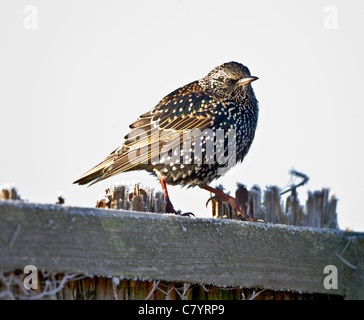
[199,61,258,100]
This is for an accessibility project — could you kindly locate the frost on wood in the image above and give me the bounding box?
[210,183,338,229]
[96,183,166,213]
[0,178,338,229]
[0,185,21,201]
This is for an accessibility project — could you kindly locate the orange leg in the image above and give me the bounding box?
[159,178,177,214]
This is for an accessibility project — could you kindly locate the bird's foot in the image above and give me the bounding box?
[159,177,194,217]
[165,200,194,217]
[203,185,257,221]
[206,192,256,222]
[227,197,255,222]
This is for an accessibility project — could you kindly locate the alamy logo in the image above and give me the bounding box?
[323,265,338,290]
[23,265,38,290]
[24,5,38,30]
[125,124,238,175]
[323,5,338,30]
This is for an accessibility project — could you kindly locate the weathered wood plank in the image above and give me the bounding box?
[0,200,363,299]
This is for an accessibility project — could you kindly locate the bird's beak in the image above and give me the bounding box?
[237,76,259,86]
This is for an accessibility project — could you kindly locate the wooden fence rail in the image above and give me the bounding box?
[0,184,363,300]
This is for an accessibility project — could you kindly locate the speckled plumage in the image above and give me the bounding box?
[74,61,259,197]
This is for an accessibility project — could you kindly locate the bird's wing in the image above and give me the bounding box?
[74,81,225,185]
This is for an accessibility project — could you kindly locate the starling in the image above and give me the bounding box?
[74,61,259,220]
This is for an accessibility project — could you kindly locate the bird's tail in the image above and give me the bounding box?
[73,146,140,186]
[73,152,116,186]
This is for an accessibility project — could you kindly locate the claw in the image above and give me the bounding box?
[179,212,195,217]
[165,209,195,217]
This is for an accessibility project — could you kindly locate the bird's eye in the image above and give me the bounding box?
[224,78,237,85]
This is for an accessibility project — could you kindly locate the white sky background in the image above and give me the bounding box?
[1,0,363,231]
